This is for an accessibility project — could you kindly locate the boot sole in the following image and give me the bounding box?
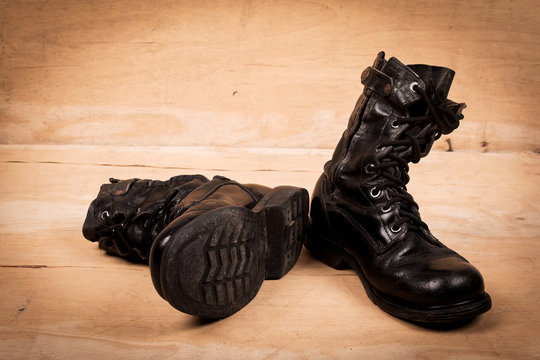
[305,229,492,323]
[151,186,309,318]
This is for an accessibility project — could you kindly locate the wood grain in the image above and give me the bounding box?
[1,0,539,151]
[0,145,538,359]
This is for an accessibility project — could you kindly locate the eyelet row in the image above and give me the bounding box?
[368,189,403,234]
[381,206,401,232]
[100,210,126,224]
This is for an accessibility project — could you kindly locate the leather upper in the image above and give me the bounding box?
[83,174,271,263]
[82,174,208,261]
[311,52,485,305]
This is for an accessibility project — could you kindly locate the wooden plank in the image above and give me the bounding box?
[0,145,539,358]
[1,0,539,151]
[0,144,332,172]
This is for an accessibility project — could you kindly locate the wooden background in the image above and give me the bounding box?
[1,0,539,151]
[1,0,539,359]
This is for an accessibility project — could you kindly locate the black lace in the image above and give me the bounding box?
[97,188,181,261]
[369,83,464,233]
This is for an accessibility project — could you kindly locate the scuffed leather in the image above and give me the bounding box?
[381,57,426,107]
[83,175,272,263]
[82,175,209,261]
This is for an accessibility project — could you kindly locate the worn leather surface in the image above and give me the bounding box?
[310,52,486,306]
[83,175,271,263]
[82,175,209,261]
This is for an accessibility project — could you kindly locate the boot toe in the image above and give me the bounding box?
[392,255,486,306]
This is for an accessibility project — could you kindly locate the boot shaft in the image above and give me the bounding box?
[82,175,271,262]
[312,52,467,249]
[325,52,465,194]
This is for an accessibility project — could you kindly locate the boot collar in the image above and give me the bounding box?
[361,52,457,110]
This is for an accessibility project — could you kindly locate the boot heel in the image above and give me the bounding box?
[151,206,268,318]
[305,226,350,270]
[253,186,309,280]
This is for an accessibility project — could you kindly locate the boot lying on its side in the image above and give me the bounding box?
[83,175,309,319]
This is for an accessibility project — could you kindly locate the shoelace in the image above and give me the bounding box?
[368,83,464,233]
[97,188,181,261]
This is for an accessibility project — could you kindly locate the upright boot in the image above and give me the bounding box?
[83,175,309,318]
[150,176,309,318]
[83,175,209,262]
[307,52,491,323]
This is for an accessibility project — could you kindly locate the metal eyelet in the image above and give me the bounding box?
[370,187,382,198]
[391,120,400,129]
[100,211,110,221]
[409,82,419,92]
[365,163,375,175]
[381,205,392,213]
[390,224,402,233]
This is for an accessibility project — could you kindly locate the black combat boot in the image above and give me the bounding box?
[150,176,309,318]
[307,52,491,323]
[83,175,309,318]
[83,175,209,262]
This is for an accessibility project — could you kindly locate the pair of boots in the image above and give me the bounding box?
[83,52,491,323]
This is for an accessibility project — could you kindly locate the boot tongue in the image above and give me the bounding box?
[407,64,455,99]
[409,65,465,137]
[385,64,464,174]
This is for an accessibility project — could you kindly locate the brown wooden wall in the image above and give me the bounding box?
[1,0,538,151]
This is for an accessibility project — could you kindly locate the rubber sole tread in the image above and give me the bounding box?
[151,186,309,318]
